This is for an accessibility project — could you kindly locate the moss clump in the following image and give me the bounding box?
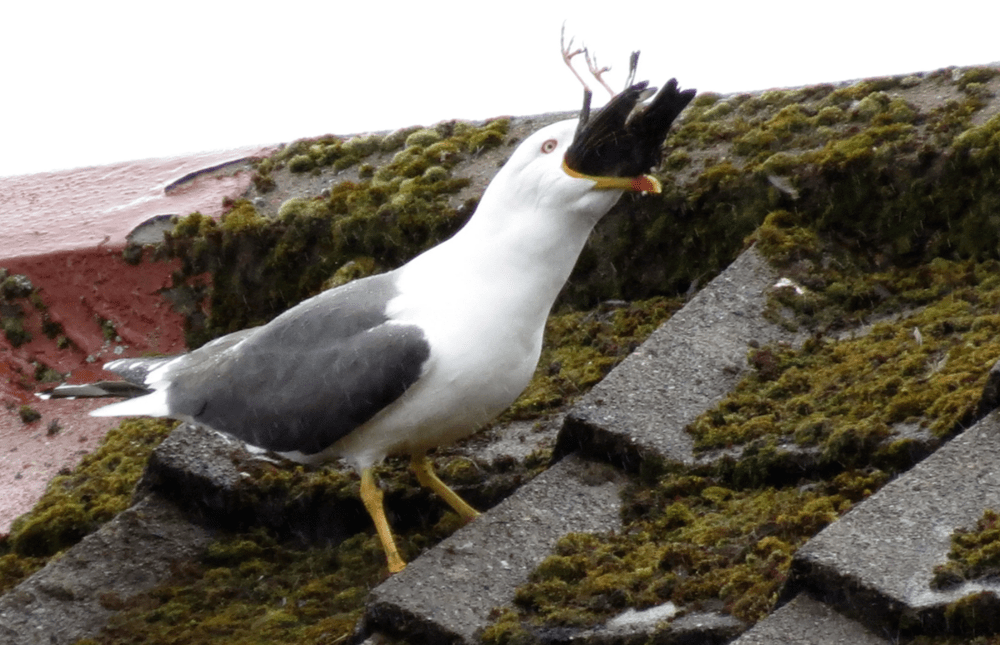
[286,154,315,173]
[163,119,513,348]
[932,509,1000,590]
[462,118,510,151]
[83,530,388,645]
[0,272,33,299]
[689,257,1000,464]
[957,67,999,91]
[40,314,63,340]
[941,591,1000,638]
[1,315,30,347]
[81,463,484,645]
[485,469,884,638]
[379,126,424,152]
[0,550,49,597]
[660,69,1000,304]
[505,297,682,419]
[404,127,442,148]
[97,316,118,341]
[271,137,356,175]
[0,271,36,347]
[7,418,175,557]
[341,134,381,157]
[0,419,176,594]
[18,405,40,423]
[481,607,533,645]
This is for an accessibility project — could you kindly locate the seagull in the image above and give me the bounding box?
[45,76,695,572]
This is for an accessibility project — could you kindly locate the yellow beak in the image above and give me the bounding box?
[562,159,662,194]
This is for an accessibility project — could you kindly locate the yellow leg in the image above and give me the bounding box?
[411,455,481,522]
[360,468,406,573]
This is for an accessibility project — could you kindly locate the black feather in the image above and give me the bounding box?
[565,79,696,179]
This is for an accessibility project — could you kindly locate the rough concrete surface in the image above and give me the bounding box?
[362,454,626,644]
[785,410,1000,635]
[141,420,554,548]
[557,246,796,468]
[0,494,212,645]
[732,593,890,645]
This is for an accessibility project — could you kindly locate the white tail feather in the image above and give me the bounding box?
[89,390,171,418]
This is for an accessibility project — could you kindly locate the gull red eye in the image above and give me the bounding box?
[540,139,558,154]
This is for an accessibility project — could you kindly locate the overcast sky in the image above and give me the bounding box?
[3,0,998,178]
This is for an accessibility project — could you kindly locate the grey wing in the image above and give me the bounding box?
[103,357,173,388]
[158,273,431,455]
[104,328,258,387]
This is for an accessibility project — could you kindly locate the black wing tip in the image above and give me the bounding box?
[39,380,152,400]
[625,78,697,145]
[647,79,698,115]
[565,76,695,179]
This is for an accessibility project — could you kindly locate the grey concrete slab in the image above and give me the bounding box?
[139,421,244,501]
[0,494,212,645]
[785,410,1000,635]
[556,246,796,468]
[732,594,891,645]
[138,421,367,545]
[362,454,626,645]
[142,420,559,547]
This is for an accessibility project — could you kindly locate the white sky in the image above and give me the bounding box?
[2,0,998,178]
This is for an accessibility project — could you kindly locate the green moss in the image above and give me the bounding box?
[689,259,1000,461]
[957,67,999,91]
[932,509,1000,590]
[33,361,62,383]
[481,607,534,645]
[664,68,1000,302]
[164,68,991,353]
[690,92,722,108]
[485,470,878,638]
[6,419,175,558]
[341,134,380,157]
[379,126,423,152]
[464,117,510,152]
[815,105,846,125]
[321,256,376,290]
[164,121,515,348]
[0,552,48,599]
[97,316,118,341]
[17,405,40,423]
[286,154,315,173]
[852,91,891,121]
[0,419,176,594]
[404,127,442,148]
[85,530,392,645]
[0,273,33,299]
[79,450,519,645]
[752,210,821,265]
[41,314,63,340]
[701,100,734,121]
[504,297,682,419]
[942,591,1000,637]
[1,315,30,347]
